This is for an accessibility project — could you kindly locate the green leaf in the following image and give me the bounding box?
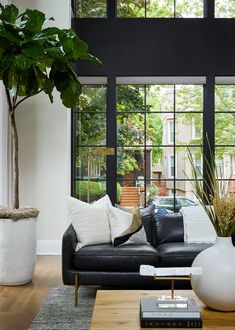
[41,27,60,36]
[22,9,46,35]
[2,68,17,89]
[0,21,22,45]
[0,4,19,23]
[45,47,64,60]
[0,57,11,79]
[14,54,35,70]
[22,41,44,58]
[60,81,82,108]
[52,70,72,92]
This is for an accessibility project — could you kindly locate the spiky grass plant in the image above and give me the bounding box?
[187,149,235,237]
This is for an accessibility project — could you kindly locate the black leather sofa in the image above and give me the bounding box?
[63,206,234,301]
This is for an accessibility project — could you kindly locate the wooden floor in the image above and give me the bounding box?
[0,256,63,330]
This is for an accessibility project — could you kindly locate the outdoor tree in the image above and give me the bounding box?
[76,0,106,17]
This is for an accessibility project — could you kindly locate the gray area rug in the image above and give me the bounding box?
[29,286,97,330]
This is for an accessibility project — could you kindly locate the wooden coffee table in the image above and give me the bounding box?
[90,290,235,329]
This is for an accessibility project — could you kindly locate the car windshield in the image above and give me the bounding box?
[162,198,174,205]
[177,198,194,206]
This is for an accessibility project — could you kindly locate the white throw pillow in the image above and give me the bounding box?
[181,205,216,243]
[66,196,111,250]
[92,194,112,209]
[107,206,133,244]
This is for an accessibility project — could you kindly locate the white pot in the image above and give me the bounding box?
[191,236,235,311]
[0,218,37,285]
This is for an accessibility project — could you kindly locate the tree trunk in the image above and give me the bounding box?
[9,111,19,209]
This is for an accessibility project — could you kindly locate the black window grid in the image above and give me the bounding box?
[72,79,235,208]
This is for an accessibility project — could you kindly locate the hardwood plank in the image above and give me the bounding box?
[0,256,63,330]
[90,290,235,330]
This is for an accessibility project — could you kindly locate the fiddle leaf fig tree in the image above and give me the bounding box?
[0,4,101,211]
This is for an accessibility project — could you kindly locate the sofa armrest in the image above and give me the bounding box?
[62,224,77,284]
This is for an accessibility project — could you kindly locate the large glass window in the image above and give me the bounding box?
[76,0,106,17]
[73,84,107,202]
[215,85,235,187]
[117,0,203,18]
[116,83,203,207]
[72,79,235,209]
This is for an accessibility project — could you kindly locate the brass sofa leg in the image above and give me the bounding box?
[75,273,79,306]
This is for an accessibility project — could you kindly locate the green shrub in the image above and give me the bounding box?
[76,181,121,203]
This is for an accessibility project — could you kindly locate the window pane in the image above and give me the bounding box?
[215,0,235,18]
[75,147,106,180]
[76,0,106,17]
[160,115,174,145]
[215,113,235,145]
[175,147,202,179]
[176,0,203,18]
[215,147,235,179]
[175,85,203,112]
[117,113,145,146]
[117,180,144,207]
[76,85,106,112]
[146,113,163,145]
[76,180,106,203]
[175,113,203,145]
[146,85,174,112]
[76,113,106,145]
[175,181,200,203]
[117,85,145,112]
[117,147,145,180]
[117,0,145,18]
[150,147,174,180]
[147,0,174,18]
[215,85,235,112]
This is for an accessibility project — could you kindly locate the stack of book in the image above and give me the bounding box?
[140,297,203,328]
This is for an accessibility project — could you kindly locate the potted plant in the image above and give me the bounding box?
[187,149,235,311]
[0,4,100,285]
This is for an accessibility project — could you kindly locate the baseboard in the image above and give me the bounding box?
[37,240,62,255]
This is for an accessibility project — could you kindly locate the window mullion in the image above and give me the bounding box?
[203,76,215,198]
[204,0,215,18]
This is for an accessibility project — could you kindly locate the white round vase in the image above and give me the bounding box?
[0,218,37,285]
[191,236,235,311]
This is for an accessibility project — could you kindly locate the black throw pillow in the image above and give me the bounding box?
[153,212,184,246]
[140,204,155,246]
[115,204,155,246]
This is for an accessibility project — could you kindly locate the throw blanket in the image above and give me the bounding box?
[181,206,216,243]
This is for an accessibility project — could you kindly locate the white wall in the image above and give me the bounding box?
[0,0,11,206]
[13,0,71,254]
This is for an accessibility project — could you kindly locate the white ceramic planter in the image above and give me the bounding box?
[191,236,235,311]
[0,218,37,285]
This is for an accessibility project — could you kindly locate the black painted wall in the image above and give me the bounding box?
[72,18,235,76]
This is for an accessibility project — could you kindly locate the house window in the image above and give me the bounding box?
[75,0,107,17]
[169,155,175,178]
[192,118,202,140]
[215,83,235,182]
[168,120,174,144]
[215,0,235,18]
[72,77,204,208]
[193,153,202,175]
[117,0,203,18]
[72,81,107,203]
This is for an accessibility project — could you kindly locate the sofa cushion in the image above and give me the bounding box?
[157,242,212,267]
[140,204,155,246]
[153,212,184,246]
[74,243,160,272]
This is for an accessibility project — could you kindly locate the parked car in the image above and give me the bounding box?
[151,196,198,213]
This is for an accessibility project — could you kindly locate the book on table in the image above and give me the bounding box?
[140,297,203,328]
